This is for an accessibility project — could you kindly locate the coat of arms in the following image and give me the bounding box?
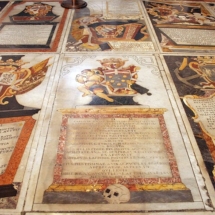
[76,58,151,103]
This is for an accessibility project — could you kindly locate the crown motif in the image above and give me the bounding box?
[196,56,215,64]
[0,59,27,67]
[97,58,127,68]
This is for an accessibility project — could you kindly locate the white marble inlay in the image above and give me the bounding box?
[109,41,155,51]
[0,121,24,175]
[0,25,53,45]
[104,0,144,19]
[62,117,171,179]
[160,28,215,46]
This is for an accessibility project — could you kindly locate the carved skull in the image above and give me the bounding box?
[29,5,41,15]
[0,198,6,205]
[103,184,130,204]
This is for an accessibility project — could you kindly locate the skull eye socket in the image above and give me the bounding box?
[105,189,110,193]
[114,192,119,197]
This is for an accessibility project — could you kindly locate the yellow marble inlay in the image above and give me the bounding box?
[46,183,187,192]
[46,184,103,192]
[59,107,167,115]
[136,183,188,191]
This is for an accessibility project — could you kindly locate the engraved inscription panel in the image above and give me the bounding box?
[109,42,155,52]
[105,0,143,19]
[0,25,53,45]
[160,28,215,46]
[0,121,24,175]
[62,117,172,179]
[184,94,215,139]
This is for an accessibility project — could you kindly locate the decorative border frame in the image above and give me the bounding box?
[50,108,183,191]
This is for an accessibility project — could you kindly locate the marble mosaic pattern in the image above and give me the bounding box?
[65,0,155,52]
[0,2,68,52]
[25,54,206,212]
[0,0,215,214]
[0,54,57,212]
[144,1,215,52]
[163,55,215,188]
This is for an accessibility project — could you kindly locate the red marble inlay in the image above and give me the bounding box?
[0,116,36,185]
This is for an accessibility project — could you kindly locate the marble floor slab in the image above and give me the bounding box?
[0,2,69,52]
[0,0,215,214]
[144,1,215,52]
[24,54,206,212]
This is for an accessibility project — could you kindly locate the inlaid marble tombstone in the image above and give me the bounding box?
[163,55,215,204]
[0,54,54,210]
[29,54,208,212]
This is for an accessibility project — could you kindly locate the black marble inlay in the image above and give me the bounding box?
[0,184,17,198]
